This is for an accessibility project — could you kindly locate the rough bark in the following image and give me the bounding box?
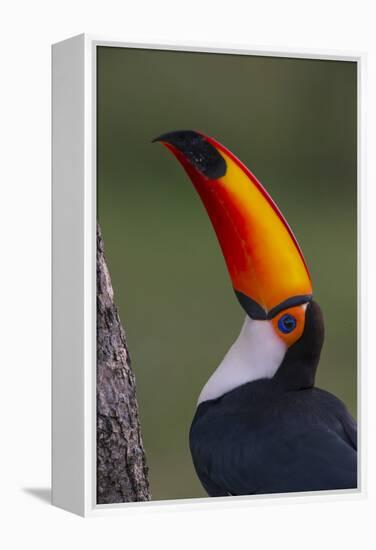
[97,225,150,504]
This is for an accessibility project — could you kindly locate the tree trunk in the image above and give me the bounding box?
[96,225,150,504]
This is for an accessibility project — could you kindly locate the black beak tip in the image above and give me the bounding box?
[152,130,199,145]
[151,130,227,179]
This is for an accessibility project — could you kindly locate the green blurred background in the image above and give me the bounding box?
[97,47,357,501]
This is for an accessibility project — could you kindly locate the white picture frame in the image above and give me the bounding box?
[52,34,366,517]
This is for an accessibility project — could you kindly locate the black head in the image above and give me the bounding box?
[273,300,325,390]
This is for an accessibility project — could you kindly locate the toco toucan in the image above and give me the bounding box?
[154,130,357,496]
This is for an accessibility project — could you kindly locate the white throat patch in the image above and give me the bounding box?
[197,316,287,405]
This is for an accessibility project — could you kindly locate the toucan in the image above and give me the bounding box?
[153,130,357,496]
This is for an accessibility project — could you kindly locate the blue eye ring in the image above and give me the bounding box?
[278,314,297,334]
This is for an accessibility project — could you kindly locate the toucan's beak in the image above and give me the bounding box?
[153,130,312,320]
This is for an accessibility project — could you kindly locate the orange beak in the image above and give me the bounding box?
[153,130,312,320]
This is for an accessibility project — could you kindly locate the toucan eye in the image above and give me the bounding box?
[278,314,297,334]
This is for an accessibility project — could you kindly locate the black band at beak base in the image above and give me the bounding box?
[235,290,313,320]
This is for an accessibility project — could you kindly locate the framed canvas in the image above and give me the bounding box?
[52,34,365,517]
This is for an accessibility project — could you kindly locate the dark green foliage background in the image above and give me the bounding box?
[97,47,357,501]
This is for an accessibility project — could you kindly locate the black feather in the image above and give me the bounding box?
[190,382,357,495]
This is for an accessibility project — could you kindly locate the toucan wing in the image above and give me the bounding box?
[190,389,357,496]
